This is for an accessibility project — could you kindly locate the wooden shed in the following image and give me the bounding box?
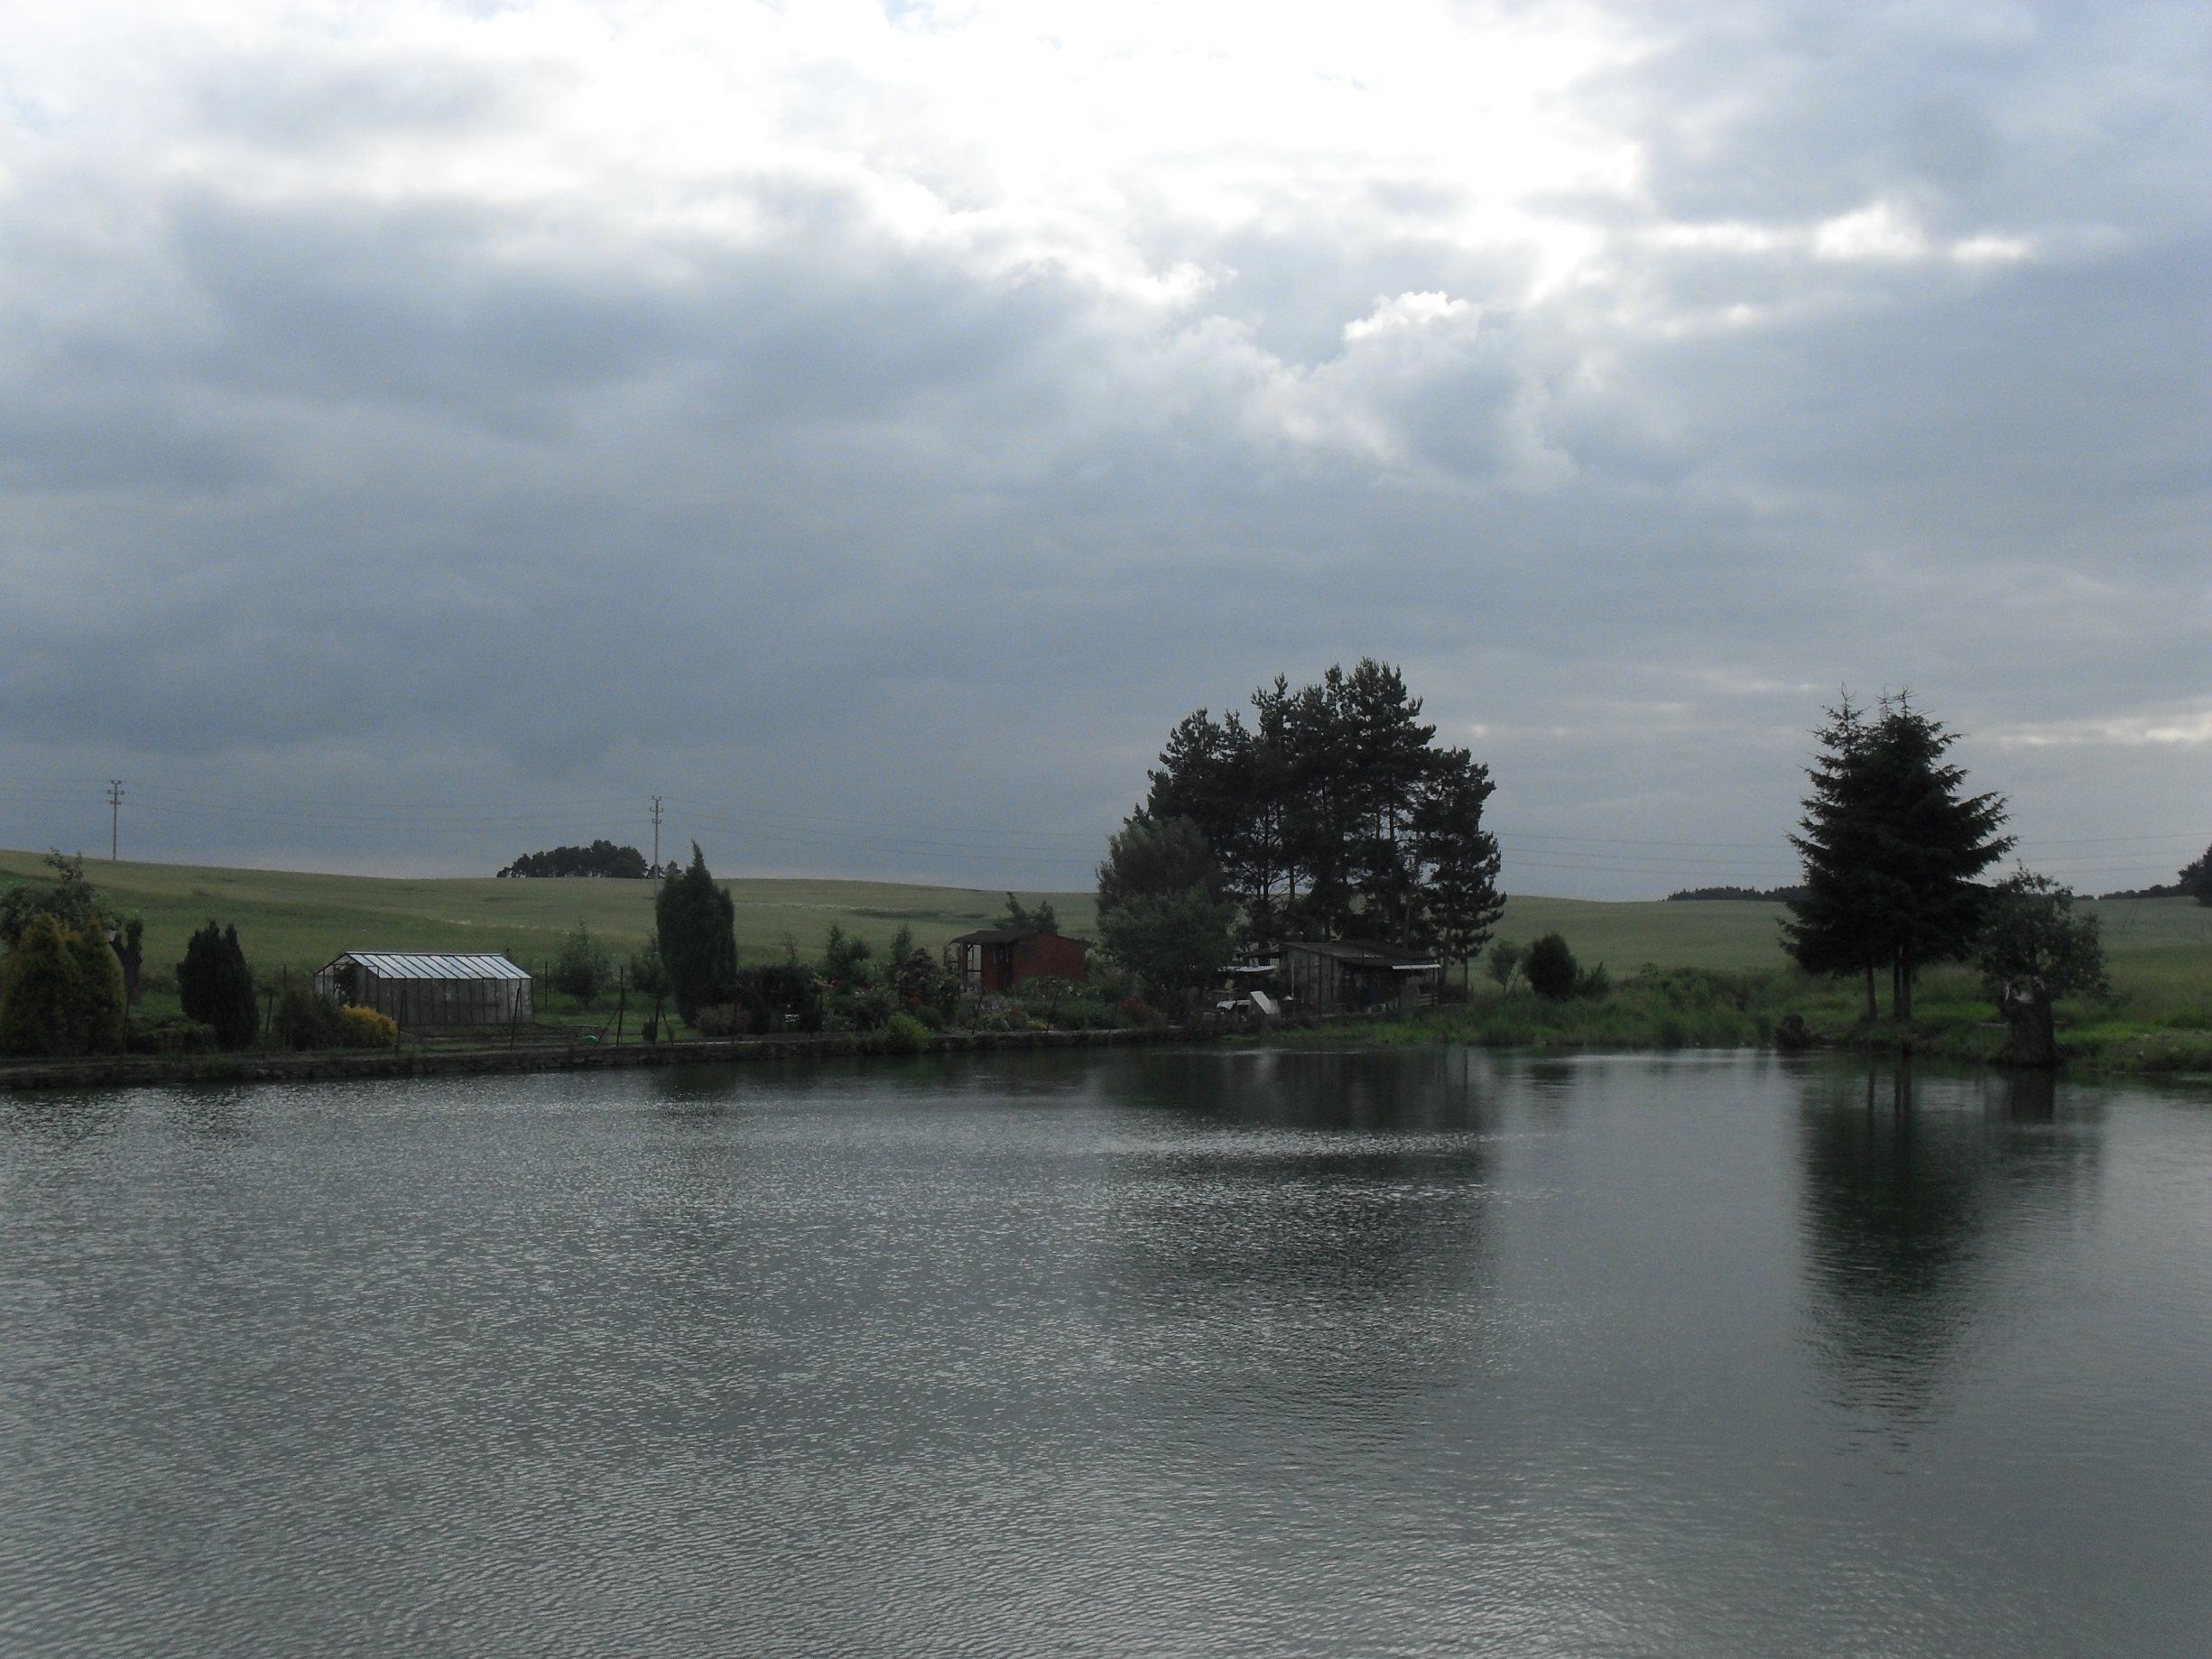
[1281,940,1439,1015]
[313,951,532,1029]
[948,928,1090,996]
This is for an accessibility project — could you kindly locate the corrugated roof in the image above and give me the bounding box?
[326,951,531,981]
[1283,940,1439,970]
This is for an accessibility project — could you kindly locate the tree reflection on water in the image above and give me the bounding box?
[1794,1062,2099,1432]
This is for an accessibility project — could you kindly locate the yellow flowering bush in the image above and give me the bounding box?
[338,1005,399,1048]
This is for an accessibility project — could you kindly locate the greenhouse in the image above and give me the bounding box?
[311,951,532,1029]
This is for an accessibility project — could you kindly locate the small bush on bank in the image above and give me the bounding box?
[1486,940,1524,994]
[736,961,823,1035]
[0,915,126,1057]
[1524,932,1579,1000]
[551,922,612,1007]
[127,1016,218,1055]
[825,984,897,1033]
[878,1011,930,1054]
[273,985,347,1051]
[338,1006,398,1049]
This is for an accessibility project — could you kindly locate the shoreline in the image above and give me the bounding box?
[6,1006,2206,1093]
[0,1022,1195,1094]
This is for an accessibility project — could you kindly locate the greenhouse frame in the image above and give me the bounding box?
[311,951,532,1029]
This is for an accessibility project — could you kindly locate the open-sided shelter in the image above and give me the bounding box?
[1280,940,1439,1015]
[313,951,532,1029]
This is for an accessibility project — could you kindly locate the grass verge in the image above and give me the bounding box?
[1270,961,2211,1076]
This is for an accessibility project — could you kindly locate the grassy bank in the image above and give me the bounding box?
[1275,952,2212,1076]
[5,848,2203,1070]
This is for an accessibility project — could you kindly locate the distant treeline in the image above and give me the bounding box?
[497,841,649,879]
[1665,885,1808,903]
[1671,879,2188,903]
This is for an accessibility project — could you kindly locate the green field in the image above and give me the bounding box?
[7,847,2201,995]
[0,848,1100,986]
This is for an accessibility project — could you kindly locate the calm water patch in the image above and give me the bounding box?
[2,1050,2207,1657]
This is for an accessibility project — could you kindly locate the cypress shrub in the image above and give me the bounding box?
[67,926,127,1053]
[178,922,260,1051]
[654,844,738,1024]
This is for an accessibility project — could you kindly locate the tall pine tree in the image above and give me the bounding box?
[1132,662,1504,977]
[1414,748,1506,988]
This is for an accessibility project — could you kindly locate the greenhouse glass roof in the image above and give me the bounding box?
[328,952,530,981]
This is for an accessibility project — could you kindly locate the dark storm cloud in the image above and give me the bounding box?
[0,0,2204,891]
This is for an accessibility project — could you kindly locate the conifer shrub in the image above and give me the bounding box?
[0,914,85,1057]
[655,845,739,1024]
[177,922,260,1051]
[0,915,128,1057]
[68,926,127,1053]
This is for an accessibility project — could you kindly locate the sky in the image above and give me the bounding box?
[1,0,2206,898]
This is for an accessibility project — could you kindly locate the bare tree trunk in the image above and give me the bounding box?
[1863,962,1877,1024]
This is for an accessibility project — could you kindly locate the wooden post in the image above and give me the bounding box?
[614,967,626,1048]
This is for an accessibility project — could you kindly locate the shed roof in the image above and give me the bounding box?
[1282,940,1440,971]
[325,951,530,981]
[948,928,1092,947]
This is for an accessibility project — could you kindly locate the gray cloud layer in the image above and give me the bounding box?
[2,1,2206,894]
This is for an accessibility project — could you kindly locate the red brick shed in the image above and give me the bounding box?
[949,928,1090,996]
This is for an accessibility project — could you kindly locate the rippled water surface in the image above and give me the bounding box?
[3,1050,2208,1656]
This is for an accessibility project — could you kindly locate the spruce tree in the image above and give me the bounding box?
[1859,695,2013,1017]
[1784,693,2012,1020]
[1784,694,1886,1020]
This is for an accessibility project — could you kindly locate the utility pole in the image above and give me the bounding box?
[106,780,125,862]
[650,795,663,870]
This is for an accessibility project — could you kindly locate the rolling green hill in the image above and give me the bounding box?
[3,848,2203,994]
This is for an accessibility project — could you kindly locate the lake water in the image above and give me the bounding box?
[2,1049,2207,1657]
